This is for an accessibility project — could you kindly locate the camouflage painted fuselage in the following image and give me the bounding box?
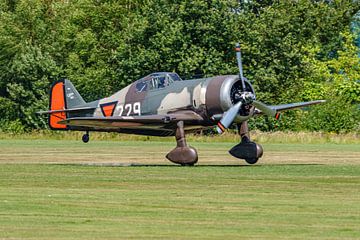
[81,74,250,135]
[50,72,255,136]
[97,78,207,117]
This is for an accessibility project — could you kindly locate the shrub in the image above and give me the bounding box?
[301,96,360,133]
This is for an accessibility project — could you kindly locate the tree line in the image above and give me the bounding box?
[0,0,359,133]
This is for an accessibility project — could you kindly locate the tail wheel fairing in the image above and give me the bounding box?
[49,80,68,130]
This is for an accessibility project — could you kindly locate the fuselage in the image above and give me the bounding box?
[60,72,256,136]
[92,73,255,125]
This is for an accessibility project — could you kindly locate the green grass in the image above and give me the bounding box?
[0,140,359,239]
[1,130,359,144]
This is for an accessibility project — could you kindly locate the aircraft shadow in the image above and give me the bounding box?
[56,163,324,168]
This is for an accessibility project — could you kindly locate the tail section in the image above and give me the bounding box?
[49,79,86,130]
[63,79,86,108]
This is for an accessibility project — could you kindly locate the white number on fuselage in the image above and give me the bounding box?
[117,105,123,116]
[124,104,132,116]
[133,102,141,116]
[117,102,141,116]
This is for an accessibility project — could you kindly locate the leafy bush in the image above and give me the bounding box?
[0,97,17,121]
[0,119,25,134]
[301,97,360,133]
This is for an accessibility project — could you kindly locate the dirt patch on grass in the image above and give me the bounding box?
[0,140,358,166]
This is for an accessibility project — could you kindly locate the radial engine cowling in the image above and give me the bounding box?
[205,75,255,121]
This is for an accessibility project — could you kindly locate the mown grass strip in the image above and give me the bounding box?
[0,130,359,144]
[0,164,359,239]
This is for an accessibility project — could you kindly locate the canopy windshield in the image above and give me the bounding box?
[136,72,182,92]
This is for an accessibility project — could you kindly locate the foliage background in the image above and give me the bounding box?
[0,0,359,133]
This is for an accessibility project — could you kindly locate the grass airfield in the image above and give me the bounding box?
[0,139,359,239]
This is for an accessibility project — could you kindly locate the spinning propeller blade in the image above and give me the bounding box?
[216,43,281,134]
[253,100,281,119]
[235,43,246,91]
[252,100,277,117]
[216,101,242,134]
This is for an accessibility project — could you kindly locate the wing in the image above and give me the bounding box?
[269,100,326,112]
[210,100,326,122]
[58,111,204,130]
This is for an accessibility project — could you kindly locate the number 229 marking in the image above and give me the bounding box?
[117,102,141,116]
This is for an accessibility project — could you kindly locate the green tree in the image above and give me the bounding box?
[0,0,359,132]
[300,31,360,133]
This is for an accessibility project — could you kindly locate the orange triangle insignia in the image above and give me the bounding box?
[100,102,117,117]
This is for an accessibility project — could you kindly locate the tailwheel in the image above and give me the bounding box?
[82,132,90,143]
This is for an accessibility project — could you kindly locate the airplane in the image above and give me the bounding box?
[38,43,325,166]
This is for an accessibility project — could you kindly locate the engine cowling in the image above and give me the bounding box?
[205,75,255,121]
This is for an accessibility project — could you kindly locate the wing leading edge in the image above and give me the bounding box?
[269,100,326,112]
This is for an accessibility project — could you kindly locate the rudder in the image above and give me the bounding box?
[49,80,67,129]
[49,79,86,130]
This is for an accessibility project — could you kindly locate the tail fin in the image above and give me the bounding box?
[63,79,86,108]
[49,79,86,130]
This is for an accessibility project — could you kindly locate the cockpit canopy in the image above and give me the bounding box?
[136,72,182,92]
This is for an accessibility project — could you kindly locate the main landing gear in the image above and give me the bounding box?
[229,121,263,164]
[82,131,90,143]
[166,121,198,166]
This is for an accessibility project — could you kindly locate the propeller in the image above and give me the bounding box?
[216,43,280,134]
[217,99,280,134]
[235,43,246,92]
[216,101,242,134]
[252,100,277,117]
[216,92,254,134]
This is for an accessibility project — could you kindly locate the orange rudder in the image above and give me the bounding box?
[49,80,68,130]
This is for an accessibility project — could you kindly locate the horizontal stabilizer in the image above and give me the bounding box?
[37,106,96,115]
